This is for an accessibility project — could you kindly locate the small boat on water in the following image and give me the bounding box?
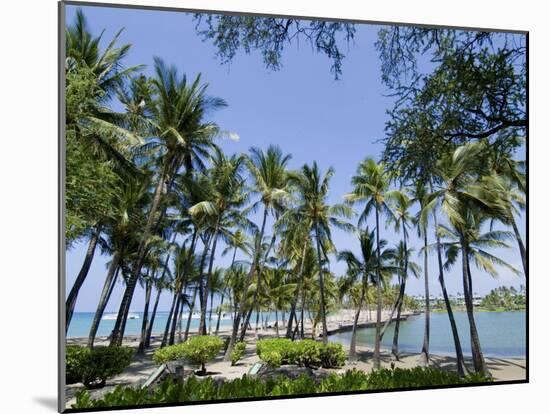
[102,313,140,320]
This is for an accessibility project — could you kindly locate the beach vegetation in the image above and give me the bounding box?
[66,346,133,389]
[72,367,491,408]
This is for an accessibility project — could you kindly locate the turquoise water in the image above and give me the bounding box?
[67,311,280,338]
[67,311,235,338]
[328,311,526,358]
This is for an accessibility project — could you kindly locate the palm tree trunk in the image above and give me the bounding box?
[177,292,185,342]
[161,293,177,348]
[379,294,401,341]
[168,293,183,345]
[215,290,226,335]
[169,230,199,344]
[373,205,383,369]
[87,253,120,348]
[110,160,174,347]
[225,206,269,361]
[350,280,366,359]
[137,278,152,354]
[511,216,527,277]
[145,286,162,347]
[242,233,276,341]
[391,220,409,360]
[300,293,305,339]
[208,291,214,334]
[419,230,430,366]
[184,286,198,341]
[214,247,236,335]
[433,209,467,376]
[286,240,308,338]
[200,219,220,335]
[66,224,101,332]
[314,222,329,344]
[391,276,406,360]
[461,240,488,375]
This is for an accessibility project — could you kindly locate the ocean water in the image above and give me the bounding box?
[67,310,280,338]
[328,311,526,358]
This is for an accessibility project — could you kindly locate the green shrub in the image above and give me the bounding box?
[293,340,322,368]
[153,343,186,365]
[256,338,294,364]
[231,341,247,366]
[256,338,346,369]
[66,346,133,389]
[66,345,89,384]
[155,336,224,374]
[319,343,346,368]
[73,367,492,408]
[261,350,283,368]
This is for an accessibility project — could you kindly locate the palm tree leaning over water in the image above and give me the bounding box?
[224,145,291,361]
[346,158,392,369]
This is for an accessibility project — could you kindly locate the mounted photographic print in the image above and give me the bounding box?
[59,1,528,412]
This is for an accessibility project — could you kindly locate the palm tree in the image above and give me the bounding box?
[190,150,248,335]
[338,229,398,358]
[86,177,150,347]
[345,158,392,369]
[263,265,297,337]
[65,11,143,332]
[436,212,520,376]
[224,145,291,361]
[425,142,510,374]
[110,59,225,346]
[388,241,420,359]
[292,162,354,344]
[144,265,172,348]
[216,230,252,334]
[65,9,140,98]
[207,268,225,333]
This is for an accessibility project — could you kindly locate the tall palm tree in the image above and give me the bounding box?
[224,145,291,361]
[292,162,354,344]
[215,230,252,334]
[144,264,172,348]
[262,267,296,337]
[65,11,143,333]
[338,229,398,358]
[436,213,520,376]
[86,176,150,347]
[388,241,420,359]
[345,157,392,369]
[110,59,225,346]
[190,150,248,335]
[425,142,510,374]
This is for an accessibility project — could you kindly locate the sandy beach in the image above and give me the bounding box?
[65,309,526,408]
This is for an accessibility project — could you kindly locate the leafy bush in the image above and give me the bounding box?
[319,343,346,368]
[66,345,89,384]
[155,336,223,374]
[153,343,186,365]
[293,340,322,367]
[256,338,294,365]
[256,339,345,369]
[261,351,283,368]
[230,341,247,366]
[73,368,492,408]
[66,346,133,389]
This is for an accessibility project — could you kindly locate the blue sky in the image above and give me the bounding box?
[65,4,526,313]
